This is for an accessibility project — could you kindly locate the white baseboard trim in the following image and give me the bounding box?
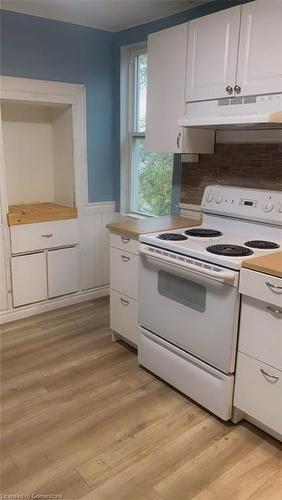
[0,286,109,325]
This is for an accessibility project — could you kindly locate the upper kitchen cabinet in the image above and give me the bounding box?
[145,23,188,153]
[236,0,282,97]
[1,101,75,207]
[186,0,282,102]
[145,24,214,154]
[186,6,241,102]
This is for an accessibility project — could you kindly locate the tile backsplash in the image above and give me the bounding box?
[181,143,282,205]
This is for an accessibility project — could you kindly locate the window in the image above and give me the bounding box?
[121,46,174,216]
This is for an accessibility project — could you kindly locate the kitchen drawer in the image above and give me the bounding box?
[110,247,139,299]
[110,290,138,346]
[239,295,282,370]
[240,268,282,308]
[234,352,282,437]
[110,232,139,255]
[10,219,79,254]
[139,327,234,421]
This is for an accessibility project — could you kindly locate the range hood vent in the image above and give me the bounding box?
[179,93,282,129]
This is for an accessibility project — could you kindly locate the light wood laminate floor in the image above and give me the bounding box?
[1,298,281,499]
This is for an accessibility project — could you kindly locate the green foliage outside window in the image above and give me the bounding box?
[132,53,174,216]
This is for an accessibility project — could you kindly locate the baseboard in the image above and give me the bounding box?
[0,286,109,325]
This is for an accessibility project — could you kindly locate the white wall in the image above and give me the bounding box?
[52,106,75,206]
[2,101,75,206]
[79,204,120,290]
[3,118,55,205]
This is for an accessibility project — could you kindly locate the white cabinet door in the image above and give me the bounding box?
[47,246,79,298]
[145,23,188,153]
[11,252,47,307]
[186,6,241,101]
[110,290,138,346]
[236,0,282,97]
[110,247,139,300]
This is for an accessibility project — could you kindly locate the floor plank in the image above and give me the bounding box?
[0,297,281,499]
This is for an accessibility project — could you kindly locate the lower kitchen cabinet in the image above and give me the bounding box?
[235,352,282,437]
[234,267,282,440]
[11,252,48,307]
[110,290,138,346]
[11,246,80,307]
[109,232,139,347]
[48,246,79,298]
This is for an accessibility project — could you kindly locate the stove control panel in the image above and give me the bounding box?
[202,185,282,225]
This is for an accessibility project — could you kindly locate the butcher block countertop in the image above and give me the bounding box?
[242,252,282,278]
[7,203,77,225]
[107,215,201,239]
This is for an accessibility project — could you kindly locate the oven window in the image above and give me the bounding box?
[158,271,206,312]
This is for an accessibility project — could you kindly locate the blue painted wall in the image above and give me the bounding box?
[0,9,118,203]
[1,1,245,205]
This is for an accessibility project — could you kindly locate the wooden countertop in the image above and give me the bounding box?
[242,252,282,278]
[107,215,201,239]
[8,203,77,225]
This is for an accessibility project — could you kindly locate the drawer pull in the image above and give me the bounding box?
[120,297,129,306]
[121,236,130,243]
[266,282,282,294]
[121,255,130,262]
[266,305,282,316]
[260,368,279,383]
[41,233,54,238]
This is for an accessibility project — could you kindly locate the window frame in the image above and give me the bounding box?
[120,43,155,217]
[120,43,175,218]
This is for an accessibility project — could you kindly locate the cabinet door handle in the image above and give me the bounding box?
[266,305,282,316]
[260,368,279,383]
[121,236,130,243]
[226,85,233,95]
[120,297,129,306]
[176,132,181,150]
[234,85,241,94]
[41,233,53,238]
[266,281,282,293]
[121,255,130,262]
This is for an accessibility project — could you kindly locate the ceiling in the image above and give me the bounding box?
[1,0,213,32]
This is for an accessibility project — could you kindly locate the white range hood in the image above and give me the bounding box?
[179,93,282,129]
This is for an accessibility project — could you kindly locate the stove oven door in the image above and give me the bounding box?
[139,247,240,374]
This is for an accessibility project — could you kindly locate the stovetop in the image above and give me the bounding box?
[139,214,281,270]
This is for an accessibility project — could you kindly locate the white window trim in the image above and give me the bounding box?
[120,42,153,217]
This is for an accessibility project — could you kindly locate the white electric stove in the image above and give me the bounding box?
[138,186,281,421]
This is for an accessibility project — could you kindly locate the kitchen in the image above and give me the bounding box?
[0,0,281,498]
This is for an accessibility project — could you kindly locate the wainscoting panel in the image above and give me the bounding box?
[79,203,121,291]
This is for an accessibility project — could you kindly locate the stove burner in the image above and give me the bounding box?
[185,228,223,238]
[207,244,254,257]
[244,240,280,250]
[157,233,188,241]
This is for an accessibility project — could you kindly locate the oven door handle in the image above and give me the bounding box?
[139,244,236,284]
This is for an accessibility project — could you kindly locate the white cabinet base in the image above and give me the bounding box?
[234,352,282,440]
[47,246,79,298]
[110,290,138,347]
[11,252,48,307]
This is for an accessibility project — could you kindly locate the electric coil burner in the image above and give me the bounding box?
[157,233,188,241]
[244,240,280,250]
[206,244,254,257]
[184,228,223,238]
